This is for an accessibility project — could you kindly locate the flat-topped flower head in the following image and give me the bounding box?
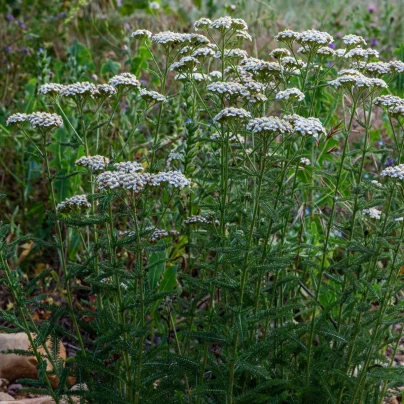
[170,56,199,72]
[270,48,291,59]
[374,95,404,108]
[28,112,63,129]
[335,49,347,57]
[60,82,96,99]
[175,72,210,82]
[389,60,404,74]
[56,195,91,213]
[276,88,305,102]
[338,69,363,76]
[328,73,385,90]
[213,107,251,123]
[152,31,186,46]
[113,161,144,173]
[388,104,404,118]
[297,46,311,55]
[139,89,166,103]
[316,47,336,57]
[207,81,248,98]
[184,215,210,224]
[292,117,326,139]
[38,83,65,97]
[367,63,392,77]
[76,155,110,172]
[210,70,222,80]
[281,56,305,69]
[235,30,252,41]
[183,33,210,45]
[194,18,212,31]
[192,47,216,59]
[296,30,333,47]
[147,171,191,189]
[283,113,304,124]
[6,113,29,126]
[275,29,299,44]
[92,84,117,98]
[209,16,247,31]
[241,59,283,79]
[342,34,367,47]
[345,47,379,61]
[363,208,381,220]
[300,157,311,166]
[109,73,140,89]
[131,29,152,40]
[246,116,292,134]
[216,48,248,60]
[381,164,404,179]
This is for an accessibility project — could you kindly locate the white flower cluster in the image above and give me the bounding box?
[113,161,144,173]
[96,171,147,192]
[194,18,212,30]
[370,180,382,187]
[300,157,311,166]
[184,215,210,224]
[275,30,299,42]
[246,116,292,134]
[38,83,65,96]
[28,112,64,129]
[374,95,404,108]
[275,88,305,102]
[389,61,404,73]
[329,74,387,90]
[270,48,291,58]
[381,164,404,180]
[60,82,96,98]
[152,32,209,46]
[362,62,390,76]
[149,228,178,242]
[209,71,222,80]
[388,104,404,117]
[342,34,367,47]
[6,113,29,125]
[281,56,305,69]
[76,155,110,172]
[295,30,333,46]
[139,89,166,103]
[240,58,283,79]
[235,30,252,41]
[208,16,248,31]
[170,56,199,72]
[210,132,244,143]
[147,171,191,189]
[92,84,117,98]
[213,107,252,123]
[345,47,379,60]
[362,208,381,220]
[109,73,140,89]
[207,81,248,98]
[192,47,216,59]
[316,47,336,57]
[175,72,210,82]
[131,29,152,40]
[293,117,326,139]
[216,48,248,60]
[56,194,91,213]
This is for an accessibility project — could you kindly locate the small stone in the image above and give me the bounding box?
[7,385,21,397]
[0,391,15,400]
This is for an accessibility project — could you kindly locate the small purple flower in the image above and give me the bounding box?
[385,157,395,167]
[305,208,310,215]
[370,38,378,46]
[19,47,30,55]
[185,118,192,124]
[328,43,336,49]
[124,23,130,31]
[368,5,376,13]
[117,0,122,6]
[3,46,12,54]
[18,21,26,29]
[6,13,14,22]
[378,140,383,146]
[336,32,342,38]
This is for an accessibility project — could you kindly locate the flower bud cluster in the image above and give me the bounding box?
[246,117,292,134]
[109,73,140,89]
[362,208,381,220]
[184,215,210,224]
[381,164,404,179]
[213,107,252,123]
[76,155,110,172]
[56,195,91,213]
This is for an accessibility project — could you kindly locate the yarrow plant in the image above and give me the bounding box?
[2,14,404,404]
